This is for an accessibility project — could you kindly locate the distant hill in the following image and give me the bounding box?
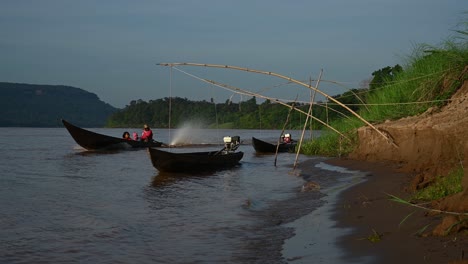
[0,82,118,127]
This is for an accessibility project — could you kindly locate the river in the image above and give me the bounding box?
[0,126,368,263]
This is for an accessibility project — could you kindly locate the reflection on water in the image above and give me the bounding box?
[151,171,216,188]
[151,172,183,187]
[0,127,359,264]
[72,149,124,156]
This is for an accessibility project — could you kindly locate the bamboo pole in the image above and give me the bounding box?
[308,76,316,139]
[294,69,323,169]
[168,67,173,145]
[326,101,329,125]
[158,62,397,148]
[274,100,296,167]
[200,78,350,141]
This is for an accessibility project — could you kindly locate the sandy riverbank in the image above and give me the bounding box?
[327,158,468,264]
[326,78,468,263]
[282,78,467,263]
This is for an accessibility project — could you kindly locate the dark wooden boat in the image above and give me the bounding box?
[62,119,164,151]
[148,148,243,173]
[148,136,243,173]
[252,137,296,153]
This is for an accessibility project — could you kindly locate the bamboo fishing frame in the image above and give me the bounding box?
[158,62,398,148]
[167,66,349,140]
[172,66,354,122]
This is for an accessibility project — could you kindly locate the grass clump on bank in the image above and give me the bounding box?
[300,118,360,157]
[412,166,464,201]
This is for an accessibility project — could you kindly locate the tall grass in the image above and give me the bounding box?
[301,118,360,156]
[301,30,468,157]
[362,43,468,122]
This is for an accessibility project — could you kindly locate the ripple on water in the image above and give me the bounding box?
[2,128,348,263]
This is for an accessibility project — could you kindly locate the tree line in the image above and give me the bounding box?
[106,65,402,129]
[106,90,365,129]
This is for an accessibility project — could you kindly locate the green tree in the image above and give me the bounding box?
[369,64,403,90]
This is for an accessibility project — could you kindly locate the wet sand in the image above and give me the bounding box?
[327,158,467,264]
[282,158,467,264]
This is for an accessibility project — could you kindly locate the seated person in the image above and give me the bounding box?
[132,132,139,141]
[122,131,131,140]
[141,124,153,142]
[283,133,292,143]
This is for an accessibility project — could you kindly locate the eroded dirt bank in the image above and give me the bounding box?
[349,79,468,233]
[351,80,467,179]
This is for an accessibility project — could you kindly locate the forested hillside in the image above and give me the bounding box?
[0,82,117,127]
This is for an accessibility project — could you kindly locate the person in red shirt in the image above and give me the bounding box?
[141,124,153,142]
[122,131,132,140]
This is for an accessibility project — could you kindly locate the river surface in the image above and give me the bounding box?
[0,127,368,263]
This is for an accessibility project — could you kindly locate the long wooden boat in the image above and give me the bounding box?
[148,147,244,173]
[62,119,164,151]
[252,137,296,153]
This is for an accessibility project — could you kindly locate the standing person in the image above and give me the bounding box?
[141,124,153,142]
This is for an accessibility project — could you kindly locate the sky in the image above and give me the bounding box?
[0,1,466,108]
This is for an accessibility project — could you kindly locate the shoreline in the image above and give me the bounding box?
[281,74,467,263]
[326,158,468,264]
[281,157,467,263]
[281,160,372,263]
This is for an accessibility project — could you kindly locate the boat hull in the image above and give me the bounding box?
[252,137,296,153]
[62,119,162,151]
[148,148,243,173]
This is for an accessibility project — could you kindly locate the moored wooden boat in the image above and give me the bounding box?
[148,148,243,173]
[148,136,243,173]
[252,137,296,153]
[62,119,164,151]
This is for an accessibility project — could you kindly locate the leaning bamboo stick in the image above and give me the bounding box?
[306,78,370,112]
[294,69,323,169]
[200,78,350,141]
[309,76,317,138]
[275,100,296,167]
[158,62,398,148]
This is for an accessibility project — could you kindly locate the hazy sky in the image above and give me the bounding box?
[1,1,465,108]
